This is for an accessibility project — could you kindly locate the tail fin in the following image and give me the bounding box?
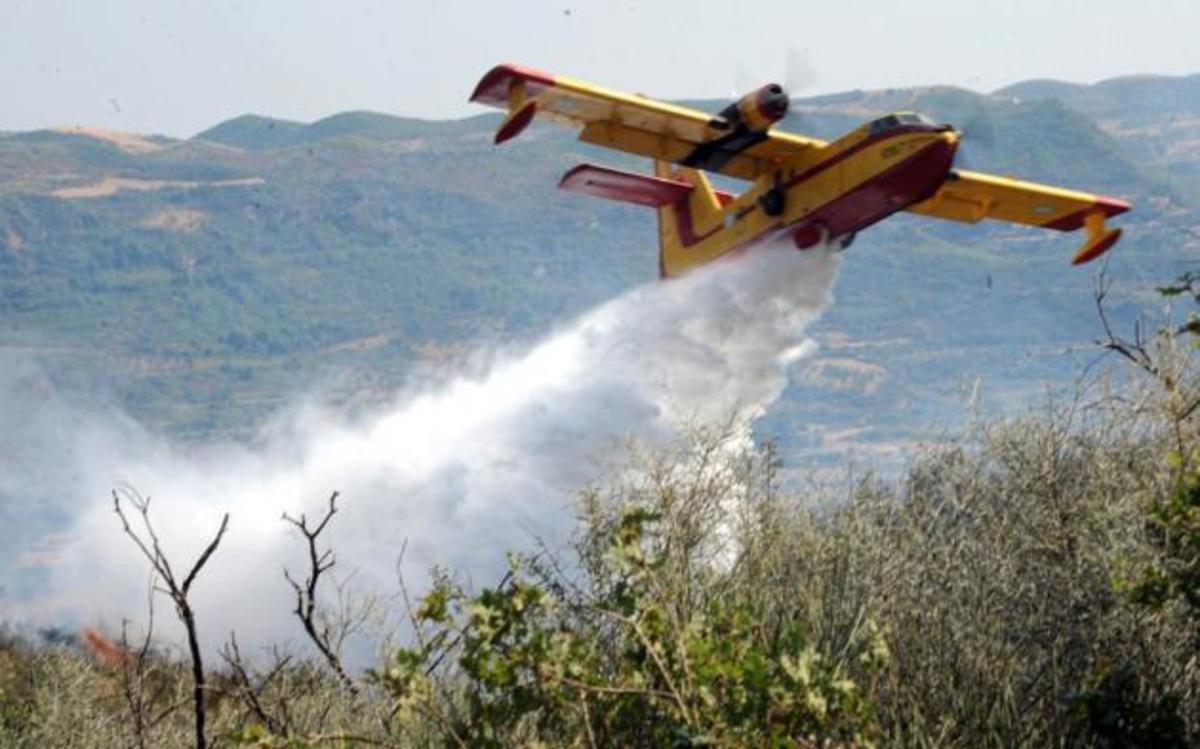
[653,161,728,278]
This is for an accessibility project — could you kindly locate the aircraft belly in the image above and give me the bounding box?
[789,138,956,239]
[664,138,956,268]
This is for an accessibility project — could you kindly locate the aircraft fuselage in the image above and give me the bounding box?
[474,62,1130,276]
[661,121,960,273]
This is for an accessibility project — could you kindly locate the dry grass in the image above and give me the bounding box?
[52,127,166,154]
[52,177,264,200]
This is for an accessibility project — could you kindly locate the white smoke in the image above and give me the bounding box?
[2,242,840,653]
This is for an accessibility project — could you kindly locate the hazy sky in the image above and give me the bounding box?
[3,0,1198,137]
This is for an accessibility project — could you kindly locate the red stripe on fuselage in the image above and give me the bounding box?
[670,136,956,252]
[799,136,956,238]
[783,125,944,191]
[673,195,724,246]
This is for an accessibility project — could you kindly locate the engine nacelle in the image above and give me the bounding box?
[718,84,790,133]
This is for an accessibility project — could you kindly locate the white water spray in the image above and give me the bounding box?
[3,242,839,651]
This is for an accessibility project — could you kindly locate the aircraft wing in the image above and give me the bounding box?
[470,63,823,182]
[907,170,1131,264]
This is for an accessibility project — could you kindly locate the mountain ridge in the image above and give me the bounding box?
[8,68,1198,148]
[0,74,1192,451]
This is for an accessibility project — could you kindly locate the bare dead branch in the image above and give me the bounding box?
[220,632,292,736]
[183,516,230,595]
[579,692,598,749]
[394,540,427,652]
[1093,267,1159,377]
[282,492,360,696]
[118,577,158,749]
[113,487,229,749]
[303,732,408,747]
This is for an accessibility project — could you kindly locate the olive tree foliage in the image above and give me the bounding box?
[1096,269,1200,621]
[373,433,886,748]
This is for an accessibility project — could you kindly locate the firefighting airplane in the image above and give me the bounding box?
[470,63,1131,278]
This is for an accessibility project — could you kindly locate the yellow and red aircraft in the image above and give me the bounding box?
[470,63,1131,278]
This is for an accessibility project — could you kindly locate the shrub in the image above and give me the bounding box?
[6,392,1200,747]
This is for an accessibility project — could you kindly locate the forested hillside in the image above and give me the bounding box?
[5,71,1200,749]
[0,75,1194,451]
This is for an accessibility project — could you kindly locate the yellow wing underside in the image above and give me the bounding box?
[470,64,822,181]
[471,64,1131,266]
[908,170,1110,228]
[907,170,1130,264]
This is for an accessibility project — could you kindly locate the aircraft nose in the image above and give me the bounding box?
[915,129,959,176]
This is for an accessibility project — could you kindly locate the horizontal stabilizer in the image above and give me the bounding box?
[559,163,734,207]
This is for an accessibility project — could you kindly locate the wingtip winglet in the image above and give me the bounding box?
[1072,227,1123,266]
[469,63,555,105]
[494,100,538,144]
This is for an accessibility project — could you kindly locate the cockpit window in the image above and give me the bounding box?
[868,115,901,136]
[868,112,934,136]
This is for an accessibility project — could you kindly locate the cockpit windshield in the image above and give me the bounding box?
[868,112,935,136]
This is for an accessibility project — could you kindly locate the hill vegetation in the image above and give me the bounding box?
[2,329,1199,746]
[4,74,1200,747]
[996,73,1200,199]
[0,74,1194,446]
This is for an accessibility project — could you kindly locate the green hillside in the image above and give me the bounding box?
[193,114,309,151]
[0,77,1193,447]
[194,111,500,151]
[998,73,1200,124]
[997,73,1200,198]
[790,85,1149,194]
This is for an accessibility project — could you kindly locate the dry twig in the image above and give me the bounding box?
[283,492,360,696]
[113,487,229,749]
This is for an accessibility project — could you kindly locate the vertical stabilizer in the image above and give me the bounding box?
[654,161,726,278]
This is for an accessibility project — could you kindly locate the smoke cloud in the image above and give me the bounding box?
[1,242,840,653]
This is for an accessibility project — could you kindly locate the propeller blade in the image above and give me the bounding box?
[952,108,996,170]
[730,46,816,105]
[958,109,996,149]
[732,65,756,100]
[784,46,818,95]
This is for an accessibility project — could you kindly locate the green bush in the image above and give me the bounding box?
[5,386,1200,747]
